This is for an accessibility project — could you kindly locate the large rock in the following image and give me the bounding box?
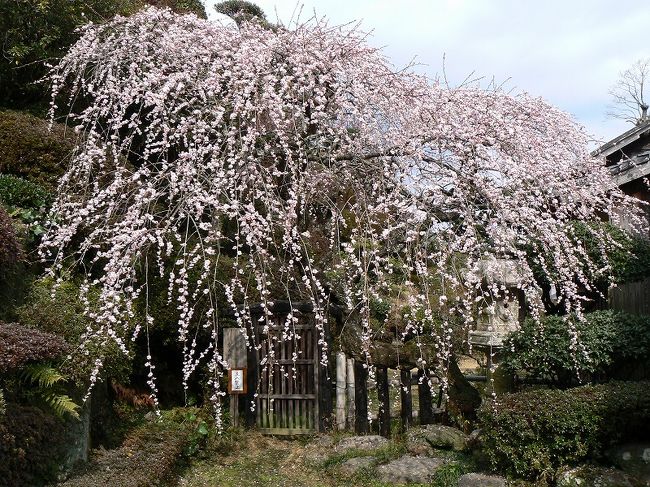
[377,455,446,484]
[339,457,375,477]
[335,435,388,453]
[458,473,507,487]
[607,442,650,483]
[406,424,469,453]
[557,465,639,487]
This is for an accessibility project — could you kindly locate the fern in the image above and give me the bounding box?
[21,363,65,388]
[21,363,80,419]
[42,392,80,419]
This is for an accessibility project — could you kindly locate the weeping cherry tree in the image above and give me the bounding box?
[43,7,642,424]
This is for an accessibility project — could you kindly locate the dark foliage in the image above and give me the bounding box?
[501,310,650,386]
[215,0,266,23]
[575,221,650,285]
[0,110,74,190]
[146,0,206,17]
[0,321,69,373]
[16,278,133,384]
[0,206,24,269]
[0,1,206,112]
[0,402,67,487]
[478,381,650,480]
[60,413,193,487]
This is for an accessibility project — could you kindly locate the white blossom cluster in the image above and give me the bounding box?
[43,8,641,416]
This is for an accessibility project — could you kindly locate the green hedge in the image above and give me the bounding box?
[478,381,650,480]
[501,311,650,386]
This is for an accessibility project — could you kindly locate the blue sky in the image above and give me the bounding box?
[207,0,650,145]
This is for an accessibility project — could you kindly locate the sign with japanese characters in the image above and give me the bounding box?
[228,368,247,394]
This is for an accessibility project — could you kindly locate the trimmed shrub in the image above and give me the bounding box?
[478,381,650,480]
[0,402,67,487]
[0,322,69,373]
[0,174,52,210]
[501,310,650,386]
[0,111,75,189]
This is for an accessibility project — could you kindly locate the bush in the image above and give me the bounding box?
[16,278,132,384]
[501,310,650,386]
[0,206,23,269]
[0,402,67,487]
[0,111,75,189]
[60,410,194,487]
[0,174,52,210]
[0,321,69,373]
[478,381,650,480]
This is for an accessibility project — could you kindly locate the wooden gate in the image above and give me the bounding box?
[255,315,321,435]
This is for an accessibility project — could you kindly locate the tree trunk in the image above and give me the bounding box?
[376,366,391,437]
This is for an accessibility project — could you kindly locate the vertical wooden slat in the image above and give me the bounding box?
[417,369,434,425]
[313,323,320,432]
[245,334,258,427]
[377,366,391,438]
[354,360,369,434]
[346,358,355,430]
[400,368,412,432]
[335,352,347,430]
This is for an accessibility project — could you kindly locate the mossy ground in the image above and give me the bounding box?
[177,431,478,487]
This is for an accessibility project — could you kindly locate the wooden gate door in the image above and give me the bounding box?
[255,316,320,435]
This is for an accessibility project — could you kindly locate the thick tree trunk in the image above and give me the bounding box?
[447,358,481,419]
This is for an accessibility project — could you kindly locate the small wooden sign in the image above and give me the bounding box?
[228,368,247,394]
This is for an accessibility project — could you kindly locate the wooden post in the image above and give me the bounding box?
[230,394,239,427]
[245,336,258,427]
[354,361,369,434]
[336,352,347,430]
[400,368,412,432]
[418,369,434,425]
[346,358,355,429]
[224,328,248,428]
[376,366,391,438]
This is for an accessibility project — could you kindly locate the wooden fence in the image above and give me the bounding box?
[609,278,650,315]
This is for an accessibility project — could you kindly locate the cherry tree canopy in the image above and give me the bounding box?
[44,8,640,412]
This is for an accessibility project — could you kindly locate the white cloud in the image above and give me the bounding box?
[207,0,650,144]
